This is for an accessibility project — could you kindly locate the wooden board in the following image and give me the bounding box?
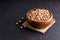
[22,19,56,33]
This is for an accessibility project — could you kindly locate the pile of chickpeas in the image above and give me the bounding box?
[27,8,51,22]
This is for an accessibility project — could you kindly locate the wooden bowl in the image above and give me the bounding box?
[26,8,53,29]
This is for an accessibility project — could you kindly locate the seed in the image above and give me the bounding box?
[21,17,24,19]
[16,22,18,24]
[18,20,21,22]
[20,26,23,29]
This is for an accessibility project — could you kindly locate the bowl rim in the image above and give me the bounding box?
[26,8,53,22]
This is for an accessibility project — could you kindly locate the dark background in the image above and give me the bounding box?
[0,0,60,40]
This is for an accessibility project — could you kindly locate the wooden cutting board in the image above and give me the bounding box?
[22,19,56,33]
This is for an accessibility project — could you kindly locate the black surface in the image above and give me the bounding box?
[0,0,60,40]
